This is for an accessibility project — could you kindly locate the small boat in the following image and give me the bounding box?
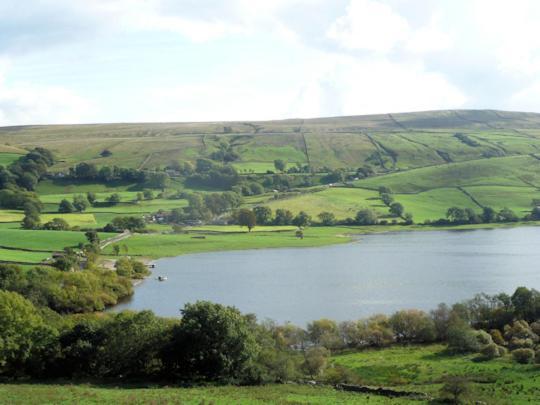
[157,276,168,282]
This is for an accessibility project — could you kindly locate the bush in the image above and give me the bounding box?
[447,322,481,353]
[480,343,504,359]
[512,348,535,364]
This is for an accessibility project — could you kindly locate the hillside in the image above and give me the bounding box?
[1,109,540,230]
[2,109,540,172]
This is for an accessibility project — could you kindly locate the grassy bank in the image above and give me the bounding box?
[0,383,411,404]
[334,344,540,403]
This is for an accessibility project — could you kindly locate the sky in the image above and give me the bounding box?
[2,0,540,125]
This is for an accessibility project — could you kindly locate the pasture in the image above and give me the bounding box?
[0,383,411,404]
[334,344,540,403]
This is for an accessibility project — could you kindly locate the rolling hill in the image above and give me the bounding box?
[1,109,540,225]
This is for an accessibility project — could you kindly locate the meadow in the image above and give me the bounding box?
[2,343,538,404]
[334,344,540,403]
[0,383,413,404]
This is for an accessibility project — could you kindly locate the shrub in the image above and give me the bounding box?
[480,343,505,359]
[512,348,535,364]
[490,329,505,346]
[447,322,481,353]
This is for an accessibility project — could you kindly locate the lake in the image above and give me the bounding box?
[112,227,540,325]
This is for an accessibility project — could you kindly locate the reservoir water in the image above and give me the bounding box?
[112,227,540,325]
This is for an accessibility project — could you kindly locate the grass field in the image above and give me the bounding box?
[334,344,540,403]
[0,383,414,404]
[0,248,50,263]
[0,229,116,251]
[103,226,354,258]
[257,187,386,220]
[0,152,23,166]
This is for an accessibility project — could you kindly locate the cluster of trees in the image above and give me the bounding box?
[68,163,170,190]
[377,187,413,223]
[184,159,240,189]
[166,191,243,223]
[103,216,146,232]
[2,285,539,385]
[0,149,53,219]
[233,207,312,231]
[0,264,133,314]
[446,206,518,224]
[0,148,54,191]
[114,257,150,279]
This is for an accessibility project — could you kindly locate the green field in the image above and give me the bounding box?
[2,343,538,404]
[334,344,540,403]
[0,248,50,263]
[0,152,23,166]
[0,229,116,251]
[0,383,413,404]
[102,226,354,258]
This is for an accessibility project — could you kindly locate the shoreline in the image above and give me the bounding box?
[116,220,540,262]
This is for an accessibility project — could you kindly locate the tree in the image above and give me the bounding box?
[0,291,56,375]
[236,209,256,232]
[497,207,519,222]
[42,218,70,231]
[86,192,97,205]
[106,193,121,204]
[380,193,393,206]
[403,212,414,225]
[355,208,378,225]
[59,199,74,213]
[302,347,329,379]
[389,310,436,343]
[115,257,133,277]
[482,206,496,223]
[22,202,40,229]
[73,195,89,212]
[143,190,154,200]
[317,211,336,226]
[295,229,304,239]
[273,159,286,172]
[85,230,100,245]
[447,321,481,353]
[378,186,392,195]
[165,301,259,382]
[146,172,170,190]
[446,207,467,223]
[439,376,470,404]
[292,211,311,227]
[253,206,272,226]
[113,245,120,256]
[512,348,535,364]
[274,209,293,225]
[389,202,404,217]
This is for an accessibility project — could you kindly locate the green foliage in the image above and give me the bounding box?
[59,199,74,213]
[165,301,260,383]
[253,206,272,225]
[0,290,56,376]
[292,211,311,227]
[512,348,535,364]
[355,208,378,225]
[235,208,256,231]
[0,264,132,313]
[42,217,70,231]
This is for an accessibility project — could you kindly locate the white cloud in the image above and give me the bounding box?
[289,54,467,117]
[0,63,93,125]
[327,0,409,52]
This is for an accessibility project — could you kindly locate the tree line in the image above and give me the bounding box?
[1,279,539,384]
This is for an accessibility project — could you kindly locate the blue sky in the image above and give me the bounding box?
[2,0,540,125]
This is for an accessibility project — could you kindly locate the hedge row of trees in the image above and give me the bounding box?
[2,281,539,383]
[0,147,54,191]
[68,163,170,190]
